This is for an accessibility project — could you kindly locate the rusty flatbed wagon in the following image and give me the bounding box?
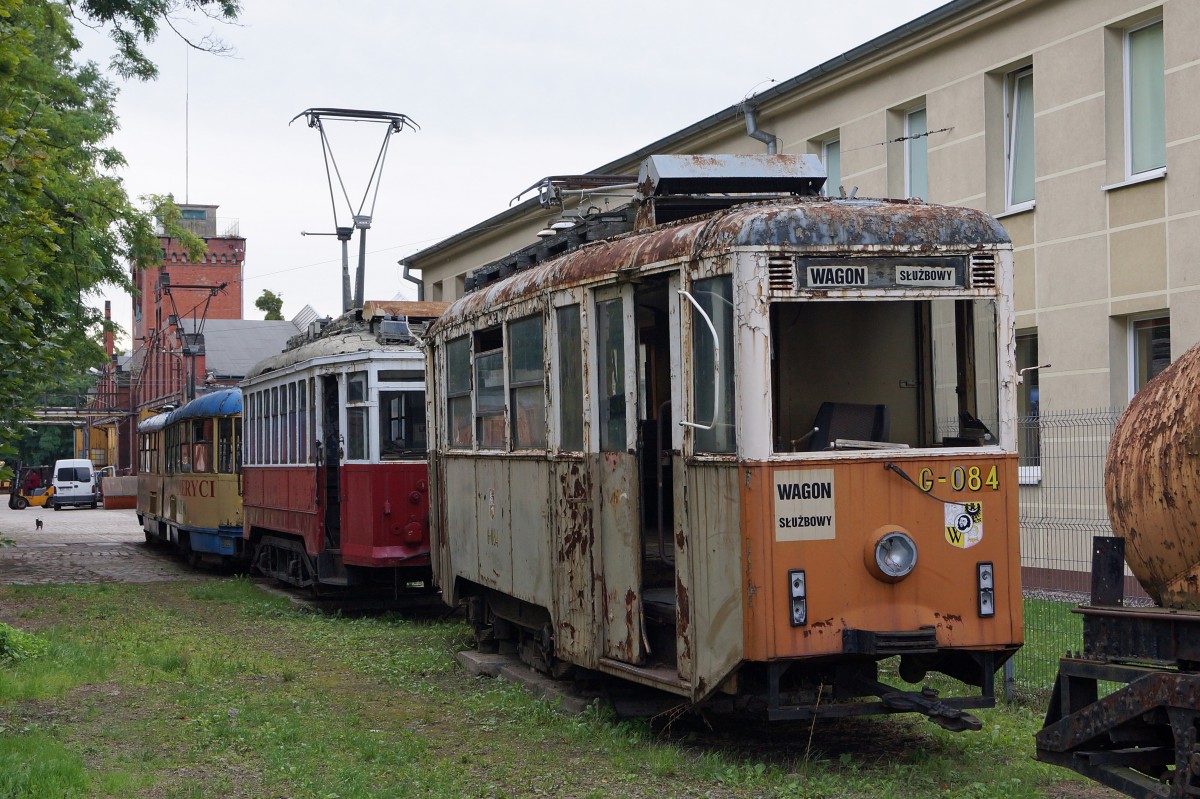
[1036,341,1200,798]
[427,154,1022,728]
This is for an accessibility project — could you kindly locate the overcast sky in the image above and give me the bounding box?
[77,0,948,346]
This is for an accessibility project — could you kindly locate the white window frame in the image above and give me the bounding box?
[905,107,928,200]
[1124,18,1166,180]
[1005,66,1036,212]
[1127,313,1170,400]
[821,137,841,198]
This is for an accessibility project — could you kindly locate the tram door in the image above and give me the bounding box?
[320,375,341,549]
[594,275,680,669]
[634,276,678,669]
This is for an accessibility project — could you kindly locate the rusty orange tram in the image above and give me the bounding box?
[426,155,1022,729]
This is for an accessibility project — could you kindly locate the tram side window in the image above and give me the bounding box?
[597,298,626,451]
[182,421,193,472]
[192,419,213,473]
[347,371,367,403]
[509,315,546,449]
[297,381,308,463]
[556,305,584,451]
[474,328,505,449]
[346,371,369,461]
[288,382,297,463]
[770,299,1000,452]
[380,391,426,458]
[218,417,235,474]
[234,418,242,472]
[270,386,279,464]
[446,336,472,448]
[692,276,736,454]
[165,427,175,474]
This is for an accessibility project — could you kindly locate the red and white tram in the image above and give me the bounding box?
[241,301,446,593]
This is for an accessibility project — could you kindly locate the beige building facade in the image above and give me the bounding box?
[409,0,1196,415]
[406,0,1197,587]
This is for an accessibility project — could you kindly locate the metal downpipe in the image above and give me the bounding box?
[743,103,778,154]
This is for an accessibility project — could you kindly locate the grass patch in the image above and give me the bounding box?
[0,579,1093,798]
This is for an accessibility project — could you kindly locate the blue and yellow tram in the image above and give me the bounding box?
[136,388,244,564]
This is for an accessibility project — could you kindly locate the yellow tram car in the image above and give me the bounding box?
[427,155,1022,728]
[137,388,244,564]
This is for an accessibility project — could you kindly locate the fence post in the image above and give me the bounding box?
[1003,658,1014,702]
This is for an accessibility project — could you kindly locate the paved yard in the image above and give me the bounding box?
[0,503,203,584]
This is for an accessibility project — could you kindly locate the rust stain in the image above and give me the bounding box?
[1106,340,1200,609]
[676,577,690,635]
[429,199,1006,336]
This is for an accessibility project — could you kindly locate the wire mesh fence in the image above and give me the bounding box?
[1010,408,1149,692]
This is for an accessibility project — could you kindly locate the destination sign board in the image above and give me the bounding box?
[794,256,967,290]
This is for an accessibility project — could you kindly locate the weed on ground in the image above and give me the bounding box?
[0,579,1112,798]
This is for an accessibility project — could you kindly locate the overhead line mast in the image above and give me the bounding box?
[290,108,419,313]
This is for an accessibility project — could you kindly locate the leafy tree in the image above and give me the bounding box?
[255,289,284,321]
[0,0,240,476]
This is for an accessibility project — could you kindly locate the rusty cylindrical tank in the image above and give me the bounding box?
[1105,340,1200,610]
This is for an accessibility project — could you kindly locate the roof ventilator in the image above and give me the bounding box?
[970,253,997,288]
[768,256,796,293]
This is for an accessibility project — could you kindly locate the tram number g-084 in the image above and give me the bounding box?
[426,154,1022,730]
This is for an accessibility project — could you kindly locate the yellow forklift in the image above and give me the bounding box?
[7,462,55,510]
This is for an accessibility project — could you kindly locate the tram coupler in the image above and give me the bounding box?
[854,677,983,732]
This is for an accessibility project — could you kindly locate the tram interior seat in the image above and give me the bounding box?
[809,402,890,451]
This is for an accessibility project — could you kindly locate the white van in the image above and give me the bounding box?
[51,458,98,510]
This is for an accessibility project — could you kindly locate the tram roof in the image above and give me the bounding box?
[137,412,172,433]
[433,198,1010,332]
[243,328,423,381]
[168,388,243,423]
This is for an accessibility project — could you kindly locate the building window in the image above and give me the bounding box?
[181,208,206,220]
[508,315,546,450]
[1016,332,1040,482]
[1006,67,1035,209]
[446,336,472,448]
[474,327,505,449]
[1126,19,1165,177]
[822,138,841,198]
[906,107,928,200]
[1131,315,1170,396]
[556,305,583,451]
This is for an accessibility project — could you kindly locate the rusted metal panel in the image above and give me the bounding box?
[596,451,643,664]
[430,200,1010,337]
[1038,661,1200,799]
[474,458,512,593]
[741,454,1022,662]
[1106,340,1200,610]
[686,463,745,699]
[444,456,479,591]
[507,459,552,608]
[361,300,448,320]
[551,459,598,667]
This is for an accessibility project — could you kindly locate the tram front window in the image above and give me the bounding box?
[380,390,426,458]
[770,299,999,452]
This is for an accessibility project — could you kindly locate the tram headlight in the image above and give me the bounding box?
[977,561,995,617]
[864,526,918,583]
[787,569,807,627]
